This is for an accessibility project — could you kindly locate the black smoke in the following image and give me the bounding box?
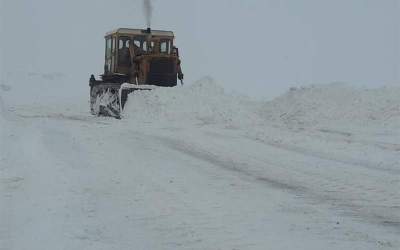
[143,0,153,28]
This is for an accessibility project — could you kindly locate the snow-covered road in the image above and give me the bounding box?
[1,77,399,249]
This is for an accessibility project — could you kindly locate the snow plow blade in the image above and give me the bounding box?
[90,79,155,118]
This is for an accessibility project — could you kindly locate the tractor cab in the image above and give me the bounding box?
[89,27,184,118]
[103,28,182,87]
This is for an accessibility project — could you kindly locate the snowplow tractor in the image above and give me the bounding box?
[89,28,184,118]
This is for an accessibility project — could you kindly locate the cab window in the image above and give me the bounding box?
[133,37,148,52]
[119,37,130,50]
[143,41,148,51]
[106,38,112,58]
[134,40,141,48]
[160,41,167,53]
[160,40,172,54]
[118,37,131,66]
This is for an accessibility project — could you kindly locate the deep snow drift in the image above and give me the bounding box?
[263,83,400,128]
[123,77,263,127]
[1,75,399,250]
[124,77,400,130]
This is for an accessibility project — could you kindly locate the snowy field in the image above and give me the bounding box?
[1,74,399,250]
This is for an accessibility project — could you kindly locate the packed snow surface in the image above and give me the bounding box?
[1,74,399,250]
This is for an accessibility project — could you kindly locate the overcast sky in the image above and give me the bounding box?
[1,0,399,98]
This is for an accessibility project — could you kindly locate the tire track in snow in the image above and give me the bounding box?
[254,136,400,175]
[152,133,400,234]
[316,128,400,152]
[155,135,305,192]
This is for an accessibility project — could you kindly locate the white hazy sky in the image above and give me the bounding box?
[1,0,399,98]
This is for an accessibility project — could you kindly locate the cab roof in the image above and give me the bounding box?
[105,28,174,38]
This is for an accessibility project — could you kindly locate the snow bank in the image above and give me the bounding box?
[261,83,400,128]
[125,80,400,129]
[123,77,262,127]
